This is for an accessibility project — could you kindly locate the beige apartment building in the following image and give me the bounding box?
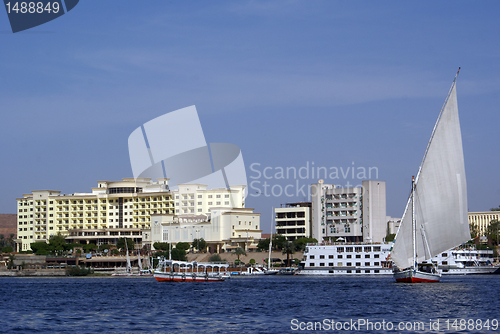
[468,211,500,238]
[16,178,247,252]
[275,202,312,241]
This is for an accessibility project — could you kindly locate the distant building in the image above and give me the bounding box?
[145,207,261,253]
[275,202,312,241]
[310,180,387,243]
[386,217,401,236]
[16,178,248,252]
[468,211,500,237]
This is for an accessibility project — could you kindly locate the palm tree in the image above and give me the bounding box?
[282,241,295,267]
[232,247,246,262]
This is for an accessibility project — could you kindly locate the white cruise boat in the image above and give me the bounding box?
[297,243,393,275]
[298,242,499,276]
[423,248,500,275]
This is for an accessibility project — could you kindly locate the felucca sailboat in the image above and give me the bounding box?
[391,68,471,283]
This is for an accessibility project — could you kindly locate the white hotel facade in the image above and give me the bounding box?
[310,180,387,243]
[16,178,260,252]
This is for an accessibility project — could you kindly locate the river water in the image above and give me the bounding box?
[1,275,499,333]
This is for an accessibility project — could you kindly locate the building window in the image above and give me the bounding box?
[309,255,315,259]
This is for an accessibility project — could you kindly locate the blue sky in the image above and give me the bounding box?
[1,1,499,232]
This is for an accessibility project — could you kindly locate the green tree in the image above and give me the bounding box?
[490,205,500,211]
[83,243,97,252]
[272,234,288,250]
[486,220,500,245]
[249,258,256,265]
[171,247,187,261]
[208,254,222,262]
[66,266,92,276]
[2,246,13,253]
[153,242,170,251]
[175,242,190,251]
[232,247,246,261]
[48,234,67,254]
[30,242,50,255]
[282,241,295,267]
[257,238,270,252]
[192,238,207,252]
[117,238,134,252]
[469,224,480,241]
[385,233,396,242]
[293,237,318,251]
[98,244,113,252]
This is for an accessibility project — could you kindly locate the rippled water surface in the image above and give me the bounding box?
[1,275,499,333]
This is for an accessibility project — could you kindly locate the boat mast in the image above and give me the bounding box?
[169,219,172,261]
[412,176,417,270]
[268,207,273,271]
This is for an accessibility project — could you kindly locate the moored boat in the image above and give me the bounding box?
[153,259,229,282]
[432,247,500,275]
[297,242,393,275]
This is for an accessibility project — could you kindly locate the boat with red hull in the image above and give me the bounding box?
[153,259,229,282]
[394,268,440,283]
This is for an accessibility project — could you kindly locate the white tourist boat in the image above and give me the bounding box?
[240,266,266,275]
[429,247,499,275]
[153,259,229,282]
[391,69,471,283]
[297,242,393,275]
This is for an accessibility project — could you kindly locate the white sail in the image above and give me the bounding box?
[138,251,143,271]
[125,239,131,272]
[391,78,470,269]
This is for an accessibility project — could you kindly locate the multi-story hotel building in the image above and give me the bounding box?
[275,202,312,241]
[310,180,387,243]
[16,178,247,252]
